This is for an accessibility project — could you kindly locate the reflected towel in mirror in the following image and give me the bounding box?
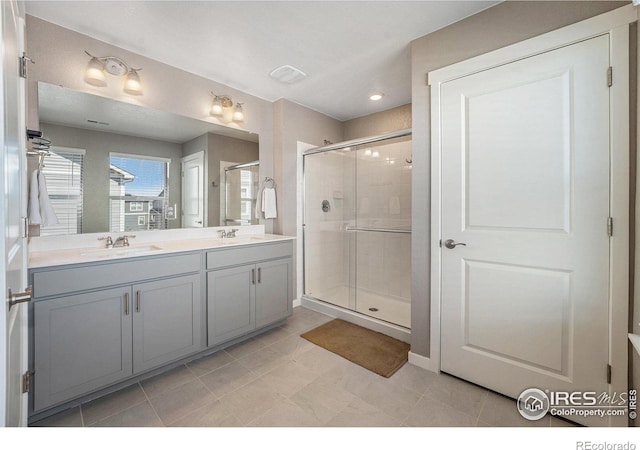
[28,169,59,226]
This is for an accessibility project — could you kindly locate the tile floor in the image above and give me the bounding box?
[31,306,575,428]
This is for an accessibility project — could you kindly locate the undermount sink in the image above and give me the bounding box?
[80,245,163,258]
[217,236,266,245]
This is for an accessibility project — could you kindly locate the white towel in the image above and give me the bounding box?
[389,196,400,215]
[28,169,58,226]
[38,171,58,226]
[262,187,277,219]
[28,170,42,225]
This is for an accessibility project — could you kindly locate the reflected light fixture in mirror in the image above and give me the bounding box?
[211,93,244,123]
[84,50,143,95]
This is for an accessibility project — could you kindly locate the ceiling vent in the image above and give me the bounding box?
[269,65,307,84]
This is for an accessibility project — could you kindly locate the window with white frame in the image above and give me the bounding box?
[109,153,169,232]
[39,147,85,236]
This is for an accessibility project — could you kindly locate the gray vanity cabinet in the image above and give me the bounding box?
[207,264,256,346]
[132,274,202,373]
[206,241,293,347]
[255,258,292,328]
[30,252,203,412]
[33,287,133,412]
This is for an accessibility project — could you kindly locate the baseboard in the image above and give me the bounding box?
[408,351,439,373]
[292,298,301,308]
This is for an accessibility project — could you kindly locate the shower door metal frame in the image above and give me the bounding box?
[301,129,412,332]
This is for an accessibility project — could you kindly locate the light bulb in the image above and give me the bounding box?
[210,96,223,116]
[123,69,142,95]
[85,57,107,87]
[233,103,244,122]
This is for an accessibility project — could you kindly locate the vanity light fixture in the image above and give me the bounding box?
[84,51,143,95]
[211,93,245,123]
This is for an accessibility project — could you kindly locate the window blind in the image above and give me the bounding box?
[39,148,85,236]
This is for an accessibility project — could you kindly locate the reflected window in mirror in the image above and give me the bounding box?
[39,147,85,236]
[109,153,170,232]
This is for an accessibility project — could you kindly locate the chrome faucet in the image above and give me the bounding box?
[98,236,114,249]
[114,235,136,247]
[217,228,239,239]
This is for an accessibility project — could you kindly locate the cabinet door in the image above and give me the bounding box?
[256,258,292,328]
[132,274,202,373]
[33,287,133,412]
[207,264,256,346]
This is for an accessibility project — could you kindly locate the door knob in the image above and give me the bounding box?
[444,239,466,249]
[9,286,32,309]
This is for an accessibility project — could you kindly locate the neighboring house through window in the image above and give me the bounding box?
[109,153,170,232]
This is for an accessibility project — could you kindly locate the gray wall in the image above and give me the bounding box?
[343,104,411,141]
[409,0,627,357]
[41,122,183,233]
[272,99,344,300]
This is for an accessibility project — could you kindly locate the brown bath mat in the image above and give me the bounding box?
[301,319,410,377]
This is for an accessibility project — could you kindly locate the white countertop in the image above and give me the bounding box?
[28,226,294,269]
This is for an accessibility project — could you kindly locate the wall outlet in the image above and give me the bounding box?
[165,204,177,220]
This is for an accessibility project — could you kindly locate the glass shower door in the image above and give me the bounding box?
[303,148,356,310]
[352,136,412,327]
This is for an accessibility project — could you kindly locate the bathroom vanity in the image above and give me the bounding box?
[27,229,293,418]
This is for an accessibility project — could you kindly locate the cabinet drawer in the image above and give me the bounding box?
[206,241,292,270]
[32,252,201,298]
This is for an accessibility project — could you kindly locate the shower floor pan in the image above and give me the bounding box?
[306,284,410,329]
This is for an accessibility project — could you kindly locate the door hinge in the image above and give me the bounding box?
[607,217,613,237]
[22,371,32,393]
[23,217,28,239]
[19,53,34,79]
[607,66,613,87]
[607,364,612,384]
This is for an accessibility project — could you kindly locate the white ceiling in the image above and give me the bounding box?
[25,0,499,121]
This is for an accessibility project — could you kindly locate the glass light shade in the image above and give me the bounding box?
[372,151,380,158]
[85,57,107,87]
[210,97,223,116]
[233,103,244,122]
[123,70,142,95]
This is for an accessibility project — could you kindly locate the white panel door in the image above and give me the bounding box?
[1,0,28,426]
[439,35,610,425]
[181,151,205,228]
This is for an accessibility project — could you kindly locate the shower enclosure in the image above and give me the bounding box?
[303,130,412,334]
[222,160,260,226]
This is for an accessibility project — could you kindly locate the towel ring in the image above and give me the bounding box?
[264,177,275,189]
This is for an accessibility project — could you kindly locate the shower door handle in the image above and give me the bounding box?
[444,239,466,249]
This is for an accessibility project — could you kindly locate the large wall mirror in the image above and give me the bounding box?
[36,82,260,235]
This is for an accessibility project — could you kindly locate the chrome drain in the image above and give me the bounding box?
[368,307,379,312]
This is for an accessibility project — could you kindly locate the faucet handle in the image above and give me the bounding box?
[122,235,136,246]
[217,230,227,238]
[98,236,113,248]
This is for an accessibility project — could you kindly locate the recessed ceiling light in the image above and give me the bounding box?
[369,93,384,101]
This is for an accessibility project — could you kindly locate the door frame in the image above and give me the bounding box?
[181,151,206,227]
[428,5,635,426]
